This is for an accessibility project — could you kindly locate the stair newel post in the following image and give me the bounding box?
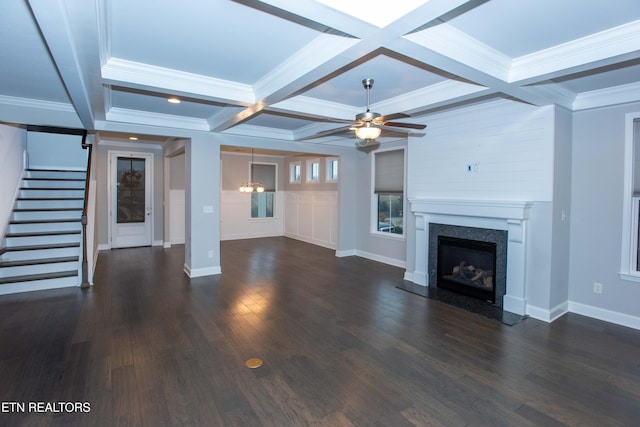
[80,131,91,289]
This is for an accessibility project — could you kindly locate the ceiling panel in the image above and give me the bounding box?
[0,1,69,103]
[110,0,321,83]
[447,0,640,57]
[2,0,640,145]
[110,87,229,119]
[303,54,448,106]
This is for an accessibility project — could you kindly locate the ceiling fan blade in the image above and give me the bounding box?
[299,126,352,140]
[379,112,410,121]
[382,121,427,130]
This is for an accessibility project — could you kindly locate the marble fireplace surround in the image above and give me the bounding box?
[408,199,532,316]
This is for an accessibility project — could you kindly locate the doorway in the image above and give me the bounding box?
[109,151,154,248]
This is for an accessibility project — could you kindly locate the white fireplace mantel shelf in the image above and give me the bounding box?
[408,198,532,221]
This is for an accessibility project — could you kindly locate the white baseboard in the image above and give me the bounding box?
[221,232,282,241]
[569,301,640,330]
[336,249,357,257]
[354,250,406,269]
[98,243,111,251]
[183,264,222,278]
[163,242,172,248]
[283,233,336,251]
[152,240,163,247]
[527,301,569,322]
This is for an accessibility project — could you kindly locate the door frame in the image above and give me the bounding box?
[108,150,154,249]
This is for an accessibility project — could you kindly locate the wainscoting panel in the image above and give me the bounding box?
[284,191,337,250]
[169,189,185,244]
[220,190,283,240]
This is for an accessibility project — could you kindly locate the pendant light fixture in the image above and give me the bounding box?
[239,148,265,193]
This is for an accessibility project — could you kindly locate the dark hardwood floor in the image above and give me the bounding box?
[1,236,639,426]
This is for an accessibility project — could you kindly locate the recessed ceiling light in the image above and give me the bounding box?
[167,97,181,104]
[129,136,138,141]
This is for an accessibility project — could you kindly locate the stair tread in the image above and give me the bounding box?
[0,270,78,285]
[0,256,78,268]
[24,177,86,181]
[17,197,84,201]
[6,230,81,238]
[20,187,84,191]
[2,242,80,252]
[10,218,81,224]
[14,208,83,212]
[27,168,86,172]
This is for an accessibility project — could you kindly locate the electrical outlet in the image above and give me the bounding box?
[594,282,603,294]
[208,250,214,258]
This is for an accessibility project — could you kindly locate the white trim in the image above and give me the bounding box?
[152,240,163,247]
[325,157,339,183]
[163,242,172,249]
[620,112,640,280]
[371,146,406,236]
[335,249,357,257]
[183,264,222,278]
[98,243,111,251]
[289,161,302,184]
[306,158,321,183]
[569,301,640,331]
[108,150,155,248]
[527,301,569,323]
[98,139,163,150]
[354,250,406,269]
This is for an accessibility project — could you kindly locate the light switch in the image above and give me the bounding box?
[203,205,214,213]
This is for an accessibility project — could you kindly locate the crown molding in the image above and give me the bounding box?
[107,107,210,131]
[102,57,255,104]
[0,95,75,112]
[222,124,294,140]
[511,20,640,84]
[573,81,640,111]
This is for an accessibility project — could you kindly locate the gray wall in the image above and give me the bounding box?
[569,101,640,319]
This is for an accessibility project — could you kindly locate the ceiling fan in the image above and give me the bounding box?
[305,78,426,146]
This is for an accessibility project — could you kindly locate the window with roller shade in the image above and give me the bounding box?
[373,149,404,235]
[251,163,276,218]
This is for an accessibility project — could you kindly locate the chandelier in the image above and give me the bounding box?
[239,148,265,193]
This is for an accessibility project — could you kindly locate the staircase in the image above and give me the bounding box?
[0,168,86,295]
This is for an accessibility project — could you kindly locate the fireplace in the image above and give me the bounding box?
[437,235,497,303]
[409,199,531,315]
[428,223,508,307]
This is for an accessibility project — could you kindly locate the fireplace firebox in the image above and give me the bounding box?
[437,235,497,303]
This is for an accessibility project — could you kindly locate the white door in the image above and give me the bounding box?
[110,152,153,248]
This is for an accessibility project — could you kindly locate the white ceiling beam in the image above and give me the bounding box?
[27,0,104,129]
[102,58,255,106]
[212,0,481,133]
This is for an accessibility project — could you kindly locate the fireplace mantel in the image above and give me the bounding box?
[407,198,533,315]
[408,198,532,221]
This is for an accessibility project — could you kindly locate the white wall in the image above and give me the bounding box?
[406,101,573,320]
[220,152,285,240]
[408,100,555,201]
[0,123,27,240]
[569,101,640,327]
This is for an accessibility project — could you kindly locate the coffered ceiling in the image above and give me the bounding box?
[2,0,640,147]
